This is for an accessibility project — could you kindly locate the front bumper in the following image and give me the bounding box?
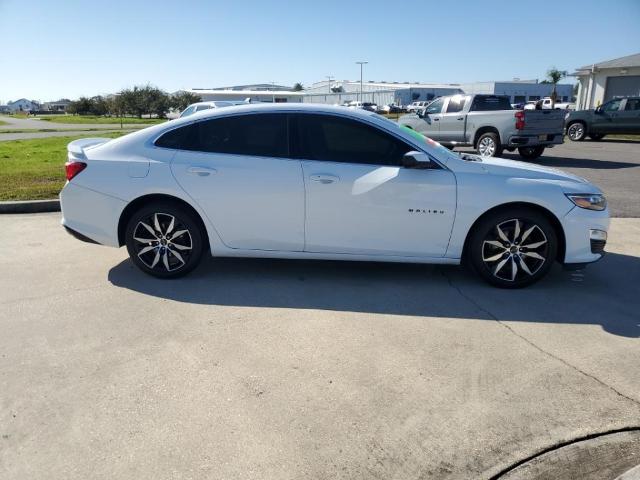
[561,205,610,265]
[60,182,126,247]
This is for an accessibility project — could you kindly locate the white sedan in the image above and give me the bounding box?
[60,104,609,288]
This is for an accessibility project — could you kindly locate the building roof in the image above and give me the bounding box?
[574,52,640,74]
[187,89,303,96]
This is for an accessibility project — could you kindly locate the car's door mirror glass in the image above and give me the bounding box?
[402,151,432,169]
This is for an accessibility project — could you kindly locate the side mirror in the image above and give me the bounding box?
[402,151,432,169]
[594,106,603,114]
[417,108,428,118]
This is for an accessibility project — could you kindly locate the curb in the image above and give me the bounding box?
[0,199,60,214]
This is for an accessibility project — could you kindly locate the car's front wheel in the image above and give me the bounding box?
[468,208,558,288]
[567,121,586,141]
[125,202,205,278]
[518,146,545,160]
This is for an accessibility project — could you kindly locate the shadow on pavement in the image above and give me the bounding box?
[108,251,640,338]
[500,153,639,170]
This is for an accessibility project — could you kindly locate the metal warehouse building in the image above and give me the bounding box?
[573,52,640,110]
[459,80,573,104]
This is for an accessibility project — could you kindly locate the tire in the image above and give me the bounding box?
[566,121,586,141]
[125,202,205,279]
[589,133,605,141]
[476,132,503,157]
[468,208,558,288]
[518,146,545,160]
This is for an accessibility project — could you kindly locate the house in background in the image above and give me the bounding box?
[573,52,640,110]
[42,99,71,112]
[6,98,40,112]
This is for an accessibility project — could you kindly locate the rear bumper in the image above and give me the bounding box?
[60,182,126,247]
[561,205,610,266]
[506,134,564,147]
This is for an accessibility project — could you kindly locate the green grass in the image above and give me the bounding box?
[0,128,139,134]
[39,115,165,125]
[0,120,8,126]
[0,132,126,201]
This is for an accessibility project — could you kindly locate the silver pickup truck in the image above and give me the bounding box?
[399,94,565,160]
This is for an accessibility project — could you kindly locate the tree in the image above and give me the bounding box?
[546,67,568,108]
[67,97,93,115]
[331,86,344,93]
[171,91,202,111]
[89,96,108,116]
[292,83,304,91]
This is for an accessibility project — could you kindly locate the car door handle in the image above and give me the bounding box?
[187,166,217,176]
[433,118,440,121]
[310,174,339,184]
[457,117,464,120]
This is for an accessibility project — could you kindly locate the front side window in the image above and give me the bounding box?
[294,114,410,166]
[180,105,196,118]
[425,98,444,114]
[602,99,622,112]
[155,113,288,158]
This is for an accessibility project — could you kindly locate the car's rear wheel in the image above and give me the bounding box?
[589,133,605,141]
[468,208,558,288]
[518,146,545,160]
[476,132,503,157]
[125,203,204,278]
[567,121,586,141]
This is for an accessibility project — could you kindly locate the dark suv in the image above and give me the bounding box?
[566,97,640,141]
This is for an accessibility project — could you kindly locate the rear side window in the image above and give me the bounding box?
[470,95,513,111]
[293,114,410,166]
[625,99,640,111]
[446,96,467,113]
[155,114,289,158]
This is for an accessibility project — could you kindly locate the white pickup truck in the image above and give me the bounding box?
[524,97,575,110]
[399,94,565,160]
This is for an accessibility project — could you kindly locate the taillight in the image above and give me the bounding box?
[515,111,525,130]
[65,161,87,181]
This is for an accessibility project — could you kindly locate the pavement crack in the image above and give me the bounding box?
[440,268,640,407]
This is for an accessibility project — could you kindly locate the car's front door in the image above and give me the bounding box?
[591,98,623,133]
[617,98,640,134]
[416,97,445,140]
[168,113,305,251]
[293,113,456,257]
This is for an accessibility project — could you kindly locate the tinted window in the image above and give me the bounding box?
[294,114,410,166]
[425,98,444,114]
[180,105,196,117]
[195,105,211,112]
[155,114,288,158]
[603,99,622,112]
[446,96,467,113]
[470,95,512,111]
[625,98,640,111]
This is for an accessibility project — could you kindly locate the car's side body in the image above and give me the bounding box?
[60,104,608,276]
[566,97,640,136]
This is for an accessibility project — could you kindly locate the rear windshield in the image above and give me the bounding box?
[470,96,513,111]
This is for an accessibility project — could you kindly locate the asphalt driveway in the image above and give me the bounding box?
[1,213,638,479]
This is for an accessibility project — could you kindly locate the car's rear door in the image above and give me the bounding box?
[617,98,640,133]
[168,112,305,251]
[292,113,456,257]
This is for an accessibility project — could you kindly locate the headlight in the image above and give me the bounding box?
[565,193,607,211]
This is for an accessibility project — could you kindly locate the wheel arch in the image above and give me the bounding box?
[473,126,501,148]
[461,202,566,263]
[117,193,210,251]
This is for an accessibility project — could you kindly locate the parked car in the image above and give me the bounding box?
[399,94,565,160]
[524,97,575,110]
[179,101,236,118]
[406,101,432,113]
[60,103,608,288]
[565,97,640,141]
[361,102,378,112]
[379,103,404,114]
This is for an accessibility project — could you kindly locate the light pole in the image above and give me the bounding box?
[356,61,368,102]
[326,75,334,94]
[271,81,276,103]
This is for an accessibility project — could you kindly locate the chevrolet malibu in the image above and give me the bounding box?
[60,104,609,288]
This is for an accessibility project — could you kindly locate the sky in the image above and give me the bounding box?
[1,0,639,102]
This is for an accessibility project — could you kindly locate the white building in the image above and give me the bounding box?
[187,86,303,104]
[459,80,573,105]
[6,98,40,112]
[573,52,640,110]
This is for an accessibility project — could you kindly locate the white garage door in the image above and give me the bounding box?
[604,76,640,102]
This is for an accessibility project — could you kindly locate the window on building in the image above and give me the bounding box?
[528,96,540,101]
[513,96,526,104]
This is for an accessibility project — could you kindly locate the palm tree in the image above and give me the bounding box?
[292,83,304,91]
[546,67,568,108]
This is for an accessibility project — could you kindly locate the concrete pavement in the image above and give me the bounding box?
[0,213,639,479]
[0,114,155,130]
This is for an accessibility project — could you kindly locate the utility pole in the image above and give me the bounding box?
[356,61,368,102]
[326,75,334,93]
[271,81,275,103]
